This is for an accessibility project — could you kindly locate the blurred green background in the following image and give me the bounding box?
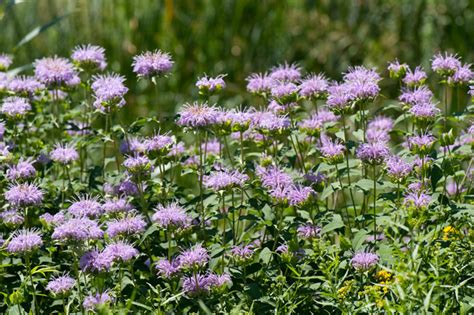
[1,0,473,121]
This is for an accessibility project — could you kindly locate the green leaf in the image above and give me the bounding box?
[259,247,272,264]
[355,179,374,192]
[15,12,73,49]
[352,229,369,251]
[321,214,344,234]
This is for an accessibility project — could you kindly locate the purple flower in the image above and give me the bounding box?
[343,66,381,99]
[5,183,43,206]
[102,241,139,263]
[256,165,293,190]
[46,275,75,295]
[40,212,65,226]
[196,74,226,94]
[399,86,433,106]
[276,244,289,254]
[270,82,298,101]
[177,102,219,128]
[7,229,43,254]
[34,56,80,87]
[132,50,173,78]
[252,111,290,132]
[387,59,408,78]
[123,154,153,176]
[115,177,139,196]
[182,273,213,296]
[8,76,45,96]
[318,134,345,164]
[299,74,329,98]
[351,252,379,271]
[177,244,209,270]
[385,156,412,181]
[446,180,465,197]
[200,138,221,156]
[6,158,36,181]
[297,224,321,240]
[106,213,147,238]
[120,137,147,154]
[1,97,31,118]
[91,73,128,112]
[144,134,174,154]
[71,44,107,71]
[152,203,191,229]
[246,72,274,94]
[52,218,103,241]
[68,195,102,218]
[167,141,186,158]
[206,273,232,289]
[83,291,113,310]
[156,258,181,278]
[409,102,440,119]
[230,244,255,262]
[0,209,24,226]
[366,116,393,144]
[403,67,427,87]
[326,83,354,112]
[0,54,13,71]
[269,63,301,82]
[203,169,249,190]
[299,109,337,135]
[431,52,461,76]
[287,185,314,206]
[407,133,436,155]
[368,116,394,131]
[50,144,79,165]
[102,198,133,214]
[356,142,390,165]
[404,191,431,209]
[448,63,473,85]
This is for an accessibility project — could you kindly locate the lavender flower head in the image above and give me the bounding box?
[0,209,24,226]
[91,73,128,112]
[403,67,427,87]
[6,158,36,181]
[269,63,301,82]
[448,63,473,85]
[71,44,107,71]
[387,59,408,78]
[52,217,103,241]
[409,102,440,120]
[0,53,13,71]
[343,66,381,100]
[83,291,113,310]
[385,156,412,181]
[299,109,337,135]
[106,213,147,238]
[407,133,436,155]
[7,229,43,254]
[231,244,256,263]
[351,252,379,271]
[102,241,139,263]
[50,144,79,165]
[46,275,76,296]
[399,86,433,106]
[152,203,191,229]
[297,223,321,240]
[123,154,153,176]
[144,134,174,154]
[178,244,209,270]
[34,56,80,87]
[1,97,31,118]
[68,195,103,218]
[132,50,173,78]
[356,142,390,165]
[8,76,45,96]
[287,185,314,206]
[270,82,298,102]
[156,258,181,278]
[40,212,66,226]
[431,52,461,76]
[318,134,345,164]
[203,169,249,191]
[182,273,213,296]
[102,198,133,214]
[252,111,290,132]
[246,72,274,94]
[299,74,329,98]
[196,74,226,94]
[177,102,218,128]
[256,165,293,191]
[404,190,432,210]
[5,183,43,206]
[326,83,355,112]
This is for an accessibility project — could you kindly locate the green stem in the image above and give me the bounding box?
[341,112,357,217]
[335,163,352,233]
[25,256,38,314]
[373,165,377,244]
